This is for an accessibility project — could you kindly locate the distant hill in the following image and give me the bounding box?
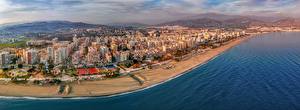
[107,22,149,28]
[157,18,253,28]
[186,13,242,21]
[273,18,300,27]
[158,18,225,28]
[157,13,300,28]
[223,17,270,27]
[181,13,286,22]
[0,21,102,34]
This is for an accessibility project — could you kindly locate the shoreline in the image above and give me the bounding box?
[0,35,254,98]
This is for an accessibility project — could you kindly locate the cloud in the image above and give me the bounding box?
[1,0,300,25]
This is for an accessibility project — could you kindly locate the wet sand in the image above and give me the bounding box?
[0,36,252,98]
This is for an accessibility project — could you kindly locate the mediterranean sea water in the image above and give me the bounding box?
[1,32,300,110]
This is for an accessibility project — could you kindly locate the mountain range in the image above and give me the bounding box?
[107,22,149,28]
[1,13,300,35]
[0,21,103,34]
[157,13,300,28]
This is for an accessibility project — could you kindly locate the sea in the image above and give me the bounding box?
[1,32,300,110]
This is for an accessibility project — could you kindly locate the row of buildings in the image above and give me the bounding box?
[0,27,246,71]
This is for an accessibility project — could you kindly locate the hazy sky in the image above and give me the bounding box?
[0,0,299,24]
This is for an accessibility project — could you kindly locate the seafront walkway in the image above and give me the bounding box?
[129,73,145,85]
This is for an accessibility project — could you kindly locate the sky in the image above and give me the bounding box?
[0,0,300,25]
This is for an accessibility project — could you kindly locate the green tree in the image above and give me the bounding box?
[17,64,23,68]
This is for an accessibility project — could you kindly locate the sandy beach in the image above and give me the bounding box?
[0,35,252,98]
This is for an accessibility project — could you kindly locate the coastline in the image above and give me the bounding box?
[0,35,254,98]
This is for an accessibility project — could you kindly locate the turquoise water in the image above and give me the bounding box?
[1,32,300,110]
